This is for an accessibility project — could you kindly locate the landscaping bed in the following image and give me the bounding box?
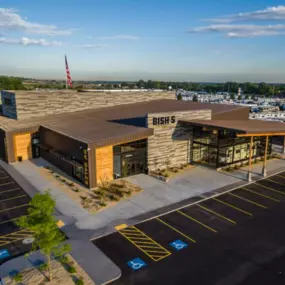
[39,164,142,213]
[3,254,94,285]
[150,164,195,181]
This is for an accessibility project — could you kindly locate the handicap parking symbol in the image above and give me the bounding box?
[0,249,10,260]
[127,257,147,271]
[169,240,188,251]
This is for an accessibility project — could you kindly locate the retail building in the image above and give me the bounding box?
[1,90,285,189]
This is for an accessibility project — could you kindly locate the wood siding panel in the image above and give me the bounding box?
[14,133,32,161]
[95,146,113,185]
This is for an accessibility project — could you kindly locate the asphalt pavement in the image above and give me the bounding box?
[0,166,32,264]
[94,171,285,285]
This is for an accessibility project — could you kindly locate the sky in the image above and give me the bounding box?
[1,0,285,82]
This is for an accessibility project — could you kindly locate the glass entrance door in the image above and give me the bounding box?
[113,139,148,179]
[31,137,40,158]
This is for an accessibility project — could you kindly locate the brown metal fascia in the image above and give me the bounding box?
[9,126,40,135]
[90,129,154,148]
[87,143,97,189]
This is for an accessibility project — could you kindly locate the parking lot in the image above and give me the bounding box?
[94,171,285,285]
[0,166,32,264]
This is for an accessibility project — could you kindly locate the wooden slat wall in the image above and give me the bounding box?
[95,146,113,185]
[14,133,32,161]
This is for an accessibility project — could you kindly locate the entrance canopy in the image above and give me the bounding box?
[181,119,285,137]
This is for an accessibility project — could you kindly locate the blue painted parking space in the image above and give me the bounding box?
[0,249,10,260]
[127,257,147,271]
[169,240,188,251]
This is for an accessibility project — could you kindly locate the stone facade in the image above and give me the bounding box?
[0,90,176,120]
[147,110,211,171]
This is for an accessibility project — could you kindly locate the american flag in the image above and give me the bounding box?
[65,54,72,87]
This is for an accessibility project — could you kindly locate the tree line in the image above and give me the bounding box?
[0,76,26,90]
[1,76,285,96]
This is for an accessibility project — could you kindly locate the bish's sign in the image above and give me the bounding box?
[152,116,176,126]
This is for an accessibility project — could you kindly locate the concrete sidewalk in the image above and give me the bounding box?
[12,158,285,231]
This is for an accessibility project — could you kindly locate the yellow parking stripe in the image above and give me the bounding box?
[0,194,27,203]
[242,187,280,202]
[229,193,267,209]
[266,178,284,186]
[0,230,33,247]
[0,188,21,194]
[0,229,31,239]
[196,204,236,224]
[0,204,29,213]
[213,198,253,216]
[156,217,196,243]
[115,224,127,230]
[255,182,285,196]
[275,174,285,180]
[119,226,171,261]
[177,210,217,233]
[0,216,27,225]
[0,182,14,186]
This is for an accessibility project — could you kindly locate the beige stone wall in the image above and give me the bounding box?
[4,91,176,120]
[147,110,211,171]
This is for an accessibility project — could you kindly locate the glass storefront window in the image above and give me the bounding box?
[192,126,272,168]
[113,139,147,178]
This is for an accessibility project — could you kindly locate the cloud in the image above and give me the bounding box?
[79,44,105,49]
[210,5,285,23]
[0,8,73,35]
[188,24,285,38]
[97,35,139,40]
[0,37,62,46]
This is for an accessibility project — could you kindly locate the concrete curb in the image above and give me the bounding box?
[90,165,285,241]
[69,240,121,285]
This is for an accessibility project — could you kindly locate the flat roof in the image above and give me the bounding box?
[0,99,248,144]
[183,119,285,135]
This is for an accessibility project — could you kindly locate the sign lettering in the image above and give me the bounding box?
[152,116,175,126]
[83,149,89,187]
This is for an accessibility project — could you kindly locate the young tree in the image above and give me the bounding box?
[16,191,70,282]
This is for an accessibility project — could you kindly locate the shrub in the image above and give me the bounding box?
[73,188,79,192]
[12,272,23,282]
[69,182,75,187]
[109,194,119,201]
[55,174,60,178]
[164,173,169,177]
[58,255,69,264]
[100,201,107,207]
[75,278,84,285]
[38,262,49,271]
[66,265,76,274]
[124,190,131,196]
[173,169,178,173]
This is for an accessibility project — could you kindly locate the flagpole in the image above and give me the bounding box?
[65,54,67,90]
